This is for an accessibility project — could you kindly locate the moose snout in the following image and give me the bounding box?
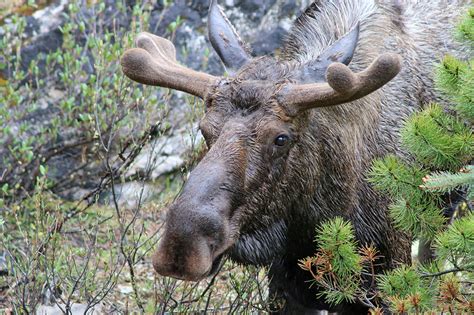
[152,208,230,281]
[152,234,213,281]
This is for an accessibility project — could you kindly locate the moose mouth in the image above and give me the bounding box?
[176,253,226,281]
[208,252,226,277]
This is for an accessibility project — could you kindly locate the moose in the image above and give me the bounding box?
[120,0,469,313]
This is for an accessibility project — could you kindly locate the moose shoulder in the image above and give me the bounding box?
[120,0,470,313]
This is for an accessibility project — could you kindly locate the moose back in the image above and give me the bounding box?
[120,0,470,313]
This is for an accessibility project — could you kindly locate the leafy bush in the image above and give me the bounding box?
[0,0,269,313]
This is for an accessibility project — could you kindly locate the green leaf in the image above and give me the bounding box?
[39,165,47,176]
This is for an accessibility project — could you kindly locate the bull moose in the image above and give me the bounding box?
[120,0,470,313]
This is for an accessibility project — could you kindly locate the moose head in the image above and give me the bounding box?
[120,0,401,281]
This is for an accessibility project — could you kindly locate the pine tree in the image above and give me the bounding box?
[300,8,474,313]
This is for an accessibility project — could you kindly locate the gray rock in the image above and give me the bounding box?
[36,303,102,315]
[32,0,67,35]
[126,126,203,181]
[117,284,134,294]
[0,0,67,80]
[239,0,278,20]
[106,181,155,209]
[0,251,10,276]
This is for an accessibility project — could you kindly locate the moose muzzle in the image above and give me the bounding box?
[153,126,246,281]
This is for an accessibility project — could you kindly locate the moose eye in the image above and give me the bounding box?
[274,134,290,146]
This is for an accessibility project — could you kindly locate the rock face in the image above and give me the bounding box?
[1,0,309,205]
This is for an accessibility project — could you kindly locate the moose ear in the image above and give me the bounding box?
[297,23,360,83]
[208,0,251,72]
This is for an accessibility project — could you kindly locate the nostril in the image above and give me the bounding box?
[208,241,217,254]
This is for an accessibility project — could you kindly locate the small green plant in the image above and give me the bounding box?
[0,0,170,312]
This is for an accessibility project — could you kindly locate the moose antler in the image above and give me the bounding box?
[277,53,402,114]
[120,32,218,98]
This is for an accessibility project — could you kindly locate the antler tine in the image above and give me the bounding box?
[136,32,177,62]
[121,32,218,98]
[278,53,402,115]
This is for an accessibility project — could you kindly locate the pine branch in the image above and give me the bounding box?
[420,266,471,278]
[456,7,474,43]
[401,104,473,170]
[368,155,427,199]
[436,55,468,95]
[420,165,474,194]
[435,214,474,266]
[389,197,446,239]
[316,217,362,277]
